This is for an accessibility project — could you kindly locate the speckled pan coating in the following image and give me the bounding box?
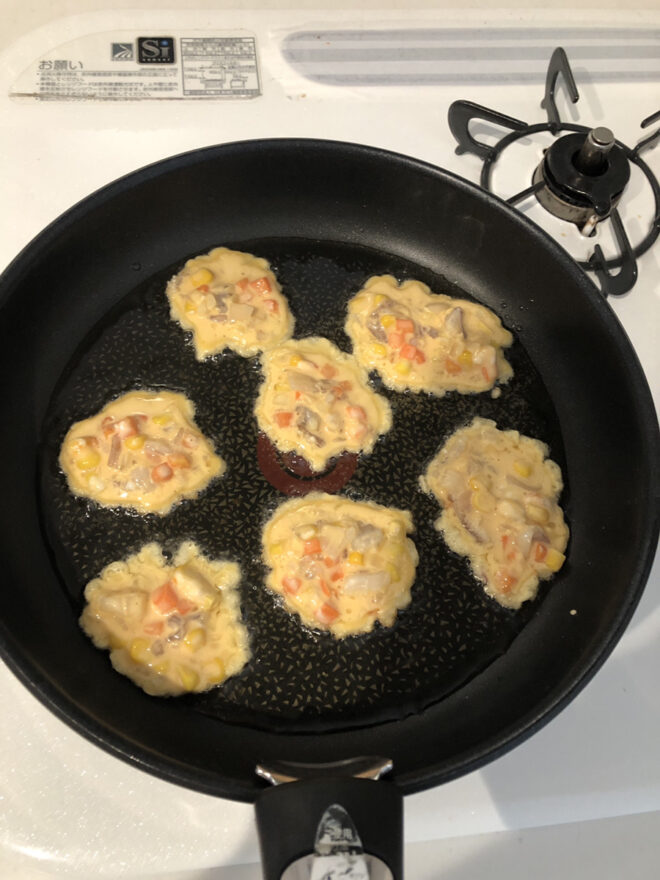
[39,239,567,733]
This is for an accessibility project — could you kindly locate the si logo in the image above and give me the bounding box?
[137,37,175,64]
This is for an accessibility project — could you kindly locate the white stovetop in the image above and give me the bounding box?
[0,7,658,879]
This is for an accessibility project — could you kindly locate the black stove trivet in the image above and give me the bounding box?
[448,47,660,297]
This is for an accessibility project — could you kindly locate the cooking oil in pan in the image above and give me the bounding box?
[38,238,568,733]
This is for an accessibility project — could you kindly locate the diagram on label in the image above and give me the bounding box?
[181,37,260,96]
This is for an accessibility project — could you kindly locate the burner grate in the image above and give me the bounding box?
[448,48,660,297]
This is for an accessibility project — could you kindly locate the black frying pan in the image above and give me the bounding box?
[0,139,657,876]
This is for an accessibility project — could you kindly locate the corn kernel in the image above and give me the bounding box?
[270,542,284,557]
[472,491,495,513]
[386,562,399,583]
[124,434,145,451]
[386,542,404,560]
[198,594,215,612]
[526,503,549,525]
[348,551,364,566]
[458,349,473,367]
[152,413,172,426]
[289,354,301,367]
[513,460,532,478]
[206,658,226,684]
[190,267,214,287]
[380,314,396,329]
[373,294,385,306]
[395,360,411,375]
[184,628,206,650]
[177,666,200,691]
[544,548,565,572]
[129,638,151,663]
[75,450,100,470]
[184,300,196,313]
[370,343,387,358]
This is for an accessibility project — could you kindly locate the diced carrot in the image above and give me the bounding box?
[395,318,415,334]
[323,556,336,568]
[317,602,340,624]
[445,357,462,375]
[319,579,331,598]
[250,276,272,294]
[167,452,191,469]
[151,463,174,483]
[181,431,199,449]
[152,580,179,614]
[534,542,548,563]
[321,364,337,379]
[414,348,426,364]
[496,572,517,593]
[481,366,491,383]
[274,411,293,428]
[303,537,322,556]
[294,391,302,401]
[346,404,366,422]
[235,278,249,291]
[332,380,352,399]
[400,343,418,361]
[263,298,279,313]
[282,575,301,594]
[115,416,140,438]
[144,620,164,636]
[347,424,366,441]
[176,598,197,616]
[387,331,404,349]
[330,570,343,582]
[501,534,509,549]
[196,284,209,293]
[101,416,116,437]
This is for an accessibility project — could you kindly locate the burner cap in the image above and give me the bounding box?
[533,129,631,232]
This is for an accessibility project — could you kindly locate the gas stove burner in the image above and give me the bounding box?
[532,127,630,235]
[448,48,660,298]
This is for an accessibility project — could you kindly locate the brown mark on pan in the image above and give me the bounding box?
[256,431,358,495]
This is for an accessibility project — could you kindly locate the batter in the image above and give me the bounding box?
[80,542,249,696]
[262,493,418,638]
[254,337,392,473]
[345,275,513,396]
[420,417,569,609]
[59,389,224,515]
[166,246,294,359]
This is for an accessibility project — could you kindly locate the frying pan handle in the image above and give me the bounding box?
[255,776,404,879]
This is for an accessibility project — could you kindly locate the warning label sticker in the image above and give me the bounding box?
[9,31,261,101]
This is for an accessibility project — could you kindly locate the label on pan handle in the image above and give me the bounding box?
[10,31,261,101]
[281,803,393,880]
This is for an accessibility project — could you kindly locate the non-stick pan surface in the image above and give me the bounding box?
[0,139,657,803]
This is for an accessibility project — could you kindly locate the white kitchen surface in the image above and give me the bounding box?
[1,6,658,878]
